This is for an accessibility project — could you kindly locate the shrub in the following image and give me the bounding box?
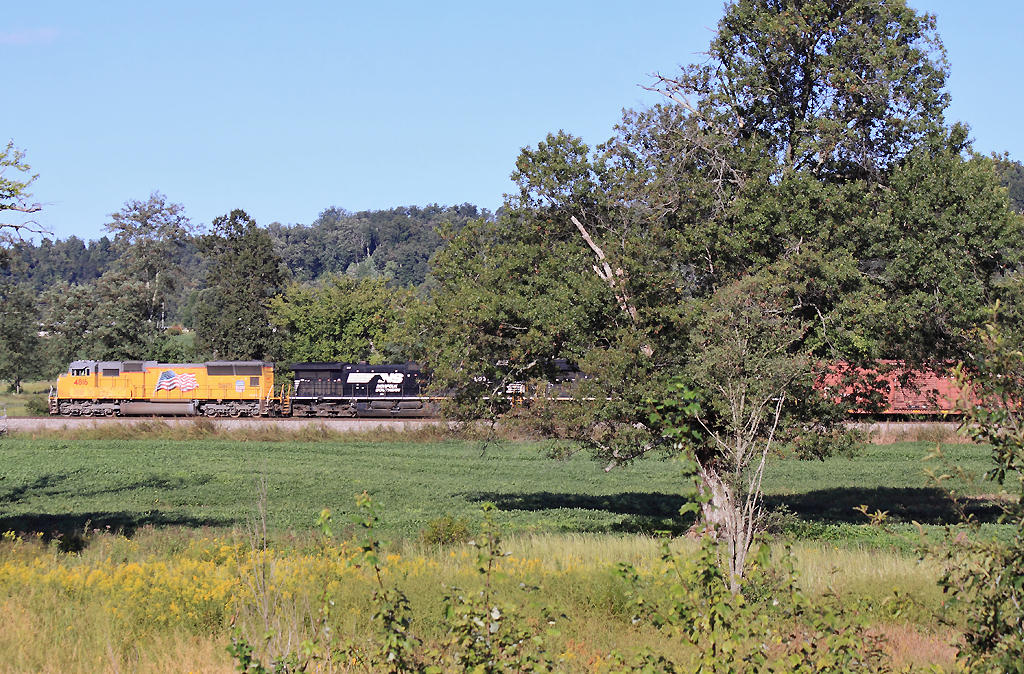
[614,540,889,671]
[24,395,49,416]
[936,319,1024,670]
[418,515,471,546]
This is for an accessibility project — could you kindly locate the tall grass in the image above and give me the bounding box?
[0,526,960,672]
[850,420,966,444]
[0,595,234,674]
[10,417,452,443]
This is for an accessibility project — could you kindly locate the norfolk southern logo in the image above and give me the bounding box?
[347,372,404,393]
[154,370,199,393]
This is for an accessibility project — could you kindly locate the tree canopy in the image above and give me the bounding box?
[42,271,162,365]
[1,141,43,270]
[193,209,286,360]
[415,0,1023,585]
[0,280,42,392]
[268,204,484,287]
[270,275,411,365]
[104,192,199,324]
[0,141,41,238]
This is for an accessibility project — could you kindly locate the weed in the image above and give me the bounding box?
[0,521,961,672]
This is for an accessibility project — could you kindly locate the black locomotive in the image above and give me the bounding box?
[289,361,438,418]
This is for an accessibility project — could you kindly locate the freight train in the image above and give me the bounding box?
[48,360,438,418]
[48,358,965,419]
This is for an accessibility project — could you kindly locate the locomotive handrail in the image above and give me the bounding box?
[280,384,292,415]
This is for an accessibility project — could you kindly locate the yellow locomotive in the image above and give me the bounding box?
[49,360,282,417]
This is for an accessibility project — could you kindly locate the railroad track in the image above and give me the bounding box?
[5,416,441,433]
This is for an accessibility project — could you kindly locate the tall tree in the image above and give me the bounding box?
[655,0,949,180]
[1,142,48,387]
[1,141,44,269]
[420,0,1022,587]
[0,141,42,243]
[193,209,285,360]
[42,271,161,366]
[104,192,198,324]
[0,281,42,392]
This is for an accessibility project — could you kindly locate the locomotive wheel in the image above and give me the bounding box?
[229,408,242,418]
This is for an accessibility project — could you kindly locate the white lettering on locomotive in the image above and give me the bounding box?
[347,372,405,385]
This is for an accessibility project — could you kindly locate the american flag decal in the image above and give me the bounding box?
[154,370,199,393]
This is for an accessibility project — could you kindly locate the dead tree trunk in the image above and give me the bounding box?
[696,394,784,592]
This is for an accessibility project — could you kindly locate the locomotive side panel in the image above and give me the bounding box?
[341,363,426,398]
[148,362,274,403]
[290,362,436,417]
[52,360,278,416]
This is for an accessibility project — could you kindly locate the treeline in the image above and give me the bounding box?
[270,203,486,286]
[3,236,120,290]
[4,203,486,293]
[2,156,1023,393]
[0,199,486,389]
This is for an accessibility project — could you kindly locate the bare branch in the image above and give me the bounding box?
[1,203,42,214]
[571,215,653,358]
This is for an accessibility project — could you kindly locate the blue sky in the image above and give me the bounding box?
[3,1,1021,241]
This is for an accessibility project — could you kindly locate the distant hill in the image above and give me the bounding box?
[4,203,488,292]
[268,203,488,287]
[4,236,121,290]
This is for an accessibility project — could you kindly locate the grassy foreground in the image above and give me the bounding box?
[0,522,959,672]
[0,434,1005,671]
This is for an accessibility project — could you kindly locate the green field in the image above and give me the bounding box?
[0,435,1005,543]
[0,381,51,417]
